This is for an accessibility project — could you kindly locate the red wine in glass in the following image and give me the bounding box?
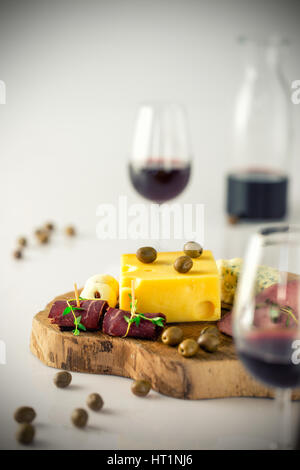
[238,329,300,389]
[129,159,191,203]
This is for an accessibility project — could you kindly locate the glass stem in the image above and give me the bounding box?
[275,388,292,449]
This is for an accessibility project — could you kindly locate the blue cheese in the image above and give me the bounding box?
[217,258,279,306]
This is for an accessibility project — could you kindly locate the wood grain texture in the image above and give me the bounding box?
[30,290,300,400]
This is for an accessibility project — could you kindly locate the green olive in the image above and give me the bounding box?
[14,406,36,424]
[183,241,203,258]
[200,326,219,337]
[16,423,35,445]
[174,256,193,274]
[136,247,157,264]
[131,379,151,397]
[71,408,88,428]
[198,332,220,353]
[178,339,198,357]
[162,326,184,346]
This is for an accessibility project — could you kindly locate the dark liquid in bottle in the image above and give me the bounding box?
[226,170,288,220]
[238,330,300,389]
[129,161,191,203]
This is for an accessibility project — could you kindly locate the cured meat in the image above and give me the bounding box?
[103,308,166,340]
[218,280,300,337]
[49,299,108,330]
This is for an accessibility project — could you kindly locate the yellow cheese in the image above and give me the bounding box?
[120,251,220,323]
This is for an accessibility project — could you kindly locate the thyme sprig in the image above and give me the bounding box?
[62,300,86,336]
[123,289,164,338]
[256,298,299,326]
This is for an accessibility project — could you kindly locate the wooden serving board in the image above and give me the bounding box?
[30,291,300,400]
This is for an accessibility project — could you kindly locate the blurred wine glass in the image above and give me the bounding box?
[128,103,192,204]
[234,225,300,449]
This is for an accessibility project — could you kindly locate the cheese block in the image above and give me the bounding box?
[216,258,279,307]
[120,251,221,323]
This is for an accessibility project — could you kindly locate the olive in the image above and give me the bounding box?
[131,379,151,397]
[178,339,198,357]
[200,326,219,337]
[162,326,184,346]
[14,406,36,424]
[13,249,23,259]
[87,393,104,411]
[65,225,76,237]
[183,241,203,258]
[136,247,157,264]
[53,371,72,388]
[71,408,88,428]
[174,255,193,273]
[18,236,27,247]
[198,332,220,353]
[16,423,35,445]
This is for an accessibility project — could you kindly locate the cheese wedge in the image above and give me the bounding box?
[216,258,279,307]
[120,251,221,323]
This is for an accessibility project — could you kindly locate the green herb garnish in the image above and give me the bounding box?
[63,300,86,336]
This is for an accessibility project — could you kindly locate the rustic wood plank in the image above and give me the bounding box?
[30,290,300,400]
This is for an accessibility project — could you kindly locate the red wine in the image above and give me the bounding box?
[238,330,300,389]
[226,170,288,220]
[129,162,191,203]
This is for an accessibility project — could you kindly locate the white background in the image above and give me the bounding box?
[1,0,300,450]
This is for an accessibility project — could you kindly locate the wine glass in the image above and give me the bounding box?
[128,103,192,204]
[234,225,300,449]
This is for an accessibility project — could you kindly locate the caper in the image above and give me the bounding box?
[71,408,88,428]
[45,222,54,231]
[198,332,220,353]
[183,241,203,258]
[174,255,193,273]
[200,326,219,337]
[37,231,49,244]
[131,379,151,397]
[136,247,157,264]
[87,393,104,411]
[162,326,184,346]
[65,225,76,237]
[18,236,27,247]
[178,339,198,357]
[16,423,35,445]
[13,249,23,259]
[53,371,72,388]
[14,406,36,424]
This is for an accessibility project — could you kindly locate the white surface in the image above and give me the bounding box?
[1,0,300,450]
[0,230,299,450]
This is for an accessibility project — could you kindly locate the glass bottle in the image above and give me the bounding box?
[226,37,292,221]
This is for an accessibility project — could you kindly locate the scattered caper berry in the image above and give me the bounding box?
[18,236,27,247]
[14,406,36,424]
[198,332,220,353]
[16,423,35,445]
[131,379,151,397]
[174,255,193,273]
[65,225,76,237]
[136,247,157,264]
[71,408,88,428]
[178,339,198,358]
[162,326,184,346]
[37,231,49,244]
[183,241,203,258]
[87,393,104,411]
[45,222,54,231]
[53,371,72,388]
[13,249,23,259]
